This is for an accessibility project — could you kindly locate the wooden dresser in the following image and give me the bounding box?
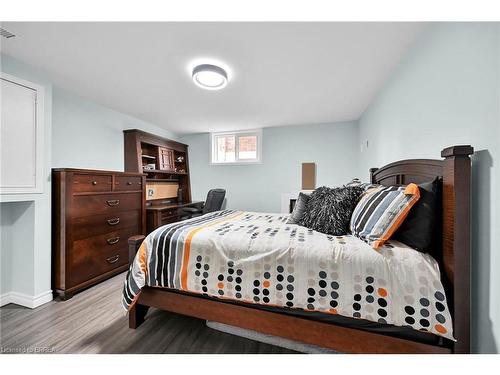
[52,168,146,300]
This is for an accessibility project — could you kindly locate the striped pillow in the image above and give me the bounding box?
[350,184,420,249]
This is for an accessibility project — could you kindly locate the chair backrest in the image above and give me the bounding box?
[202,189,226,214]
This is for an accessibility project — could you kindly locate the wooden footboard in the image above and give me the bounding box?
[130,286,451,354]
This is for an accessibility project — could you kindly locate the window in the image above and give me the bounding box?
[211,129,262,164]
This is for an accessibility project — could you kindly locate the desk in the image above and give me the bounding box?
[145,201,203,234]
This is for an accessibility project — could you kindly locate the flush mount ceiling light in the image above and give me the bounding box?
[192,64,228,90]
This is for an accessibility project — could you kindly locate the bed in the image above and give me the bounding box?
[123,145,473,354]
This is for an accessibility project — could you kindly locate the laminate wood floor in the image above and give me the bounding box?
[0,273,297,354]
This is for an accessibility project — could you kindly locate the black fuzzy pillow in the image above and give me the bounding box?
[299,186,364,235]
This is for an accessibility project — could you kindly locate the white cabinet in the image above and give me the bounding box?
[1,73,44,194]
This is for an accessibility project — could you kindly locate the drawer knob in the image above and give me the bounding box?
[106,255,120,264]
[92,181,98,185]
[106,199,120,206]
[107,218,120,226]
[127,181,133,185]
[106,236,120,245]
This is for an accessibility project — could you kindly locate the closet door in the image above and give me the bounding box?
[1,73,44,194]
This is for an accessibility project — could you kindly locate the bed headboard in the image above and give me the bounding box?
[369,145,473,353]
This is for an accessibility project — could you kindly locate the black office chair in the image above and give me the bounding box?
[181,189,226,219]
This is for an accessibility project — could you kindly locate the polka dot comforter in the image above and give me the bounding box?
[122,210,454,341]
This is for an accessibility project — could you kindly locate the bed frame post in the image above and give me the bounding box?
[128,235,146,265]
[128,235,149,329]
[369,168,379,184]
[129,303,150,329]
[441,145,473,354]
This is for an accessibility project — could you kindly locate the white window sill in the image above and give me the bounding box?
[210,161,263,166]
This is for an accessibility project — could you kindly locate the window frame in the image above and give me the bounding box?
[210,129,262,165]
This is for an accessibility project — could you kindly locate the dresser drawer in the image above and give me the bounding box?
[114,175,143,191]
[72,209,141,240]
[68,227,137,286]
[72,192,142,216]
[73,174,113,193]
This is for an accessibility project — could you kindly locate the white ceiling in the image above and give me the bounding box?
[1,22,425,134]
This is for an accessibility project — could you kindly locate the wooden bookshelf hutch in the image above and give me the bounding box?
[124,129,201,233]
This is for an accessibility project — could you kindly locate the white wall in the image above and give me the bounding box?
[52,87,179,171]
[358,23,500,353]
[182,121,359,213]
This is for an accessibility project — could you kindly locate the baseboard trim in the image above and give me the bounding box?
[0,290,53,308]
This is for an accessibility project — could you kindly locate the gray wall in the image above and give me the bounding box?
[52,87,179,171]
[1,204,13,294]
[181,121,359,212]
[1,202,35,295]
[357,23,500,353]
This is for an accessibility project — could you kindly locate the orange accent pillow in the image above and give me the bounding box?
[350,183,420,249]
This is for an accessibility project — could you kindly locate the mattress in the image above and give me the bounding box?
[123,210,454,341]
